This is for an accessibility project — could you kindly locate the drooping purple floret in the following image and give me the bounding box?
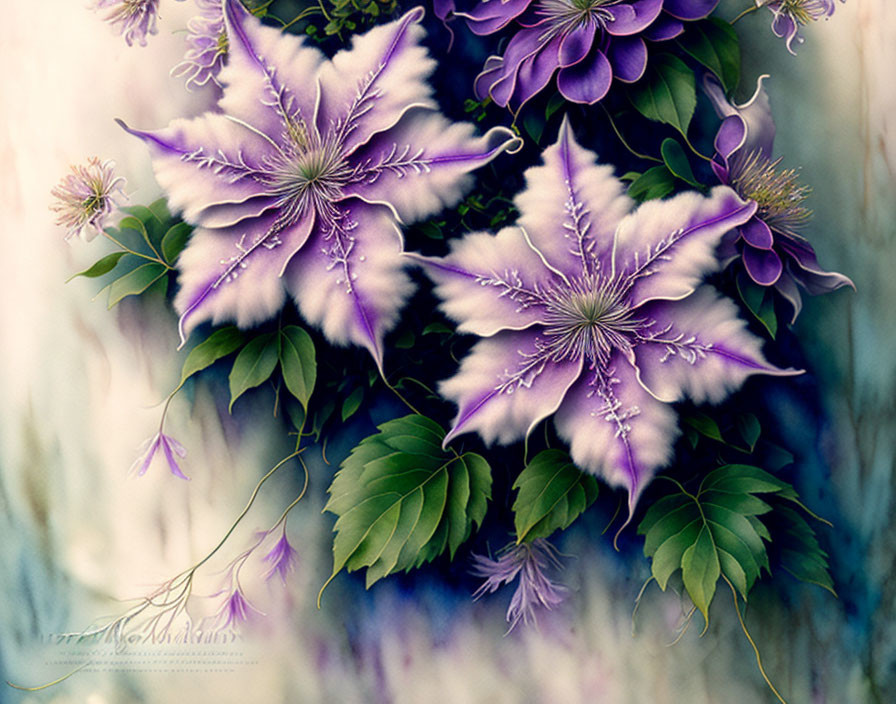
[216,585,261,628]
[130,431,189,479]
[705,75,853,321]
[414,117,800,517]
[121,1,520,370]
[262,528,299,584]
[472,539,566,631]
[172,0,228,89]
[457,0,718,108]
[94,0,160,47]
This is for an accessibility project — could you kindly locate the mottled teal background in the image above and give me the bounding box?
[1,1,893,702]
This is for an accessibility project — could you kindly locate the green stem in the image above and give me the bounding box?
[101,230,170,269]
[601,105,663,164]
[725,576,788,704]
[731,5,761,25]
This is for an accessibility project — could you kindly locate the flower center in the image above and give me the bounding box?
[537,0,620,32]
[270,131,353,224]
[730,150,811,236]
[779,0,829,25]
[541,275,640,368]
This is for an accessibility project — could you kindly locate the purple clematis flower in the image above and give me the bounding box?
[414,118,800,515]
[459,0,718,108]
[705,75,853,321]
[120,1,520,369]
[94,0,160,46]
[172,0,228,89]
[130,431,189,479]
[472,539,566,631]
[759,0,840,55]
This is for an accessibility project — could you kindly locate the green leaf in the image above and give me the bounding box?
[279,325,316,410]
[512,450,599,542]
[681,526,720,625]
[545,91,566,121]
[180,326,244,384]
[638,465,804,626]
[161,222,192,264]
[341,387,364,421]
[228,332,280,411]
[106,262,167,308]
[736,271,778,339]
[629,53,697,137]
[323,415,492,588]
[422,322,453,336]
[683,412,724,443]
[394,330,415,349]
[628,165,676,202]
[676,18,740,95]
[737,413,761,452]
[66,251,128,282]
[769,504,835,595]
[660,138,701,187]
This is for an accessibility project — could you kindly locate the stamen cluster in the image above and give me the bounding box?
[731,150,812,236]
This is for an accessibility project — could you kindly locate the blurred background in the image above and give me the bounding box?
[1,1,894,702]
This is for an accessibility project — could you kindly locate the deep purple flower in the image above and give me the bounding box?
[51,157,126,242]
[760,0,839,55]
[94,0,160,46]
[472,539,566,631]
[415,118,799,514]
[130,431,189,479]
[705,75,853,321]
[459,0,718,108]
[172,0,228,89]
[120,1,519,369]
[215,585,262,628]
[262,527,298,584]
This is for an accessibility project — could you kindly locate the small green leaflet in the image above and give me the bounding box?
[106,262,167,308]
[628,165,676,202]
[638,465,809,627]
[322,415,492,591]
[66,251,128,282]
[161,222,192,264]
[180,326,244,385]
[629,53,697,138]
[683,412,725,443]
[341,387,364,421]
[228,332,280,411]
[676,18,741,96]
[766,503,835,595]
[660,138,701,188]
[736,271,778,339]
[279,325,316,410]
[512,450,598,543]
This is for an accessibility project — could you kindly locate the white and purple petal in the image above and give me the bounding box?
[408,227,557,336]
[220,0,325,142]
[704,74,775,164]
[343,110,521,224]
[616,186,757,307]
[515,116,632,279]
[174,210,316,342]
[117,114,278,227]
[554,354,678,513]
[440,330,583,446]
[315,7,438,157]
[284,201,413,371]
[633,286,801,404]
